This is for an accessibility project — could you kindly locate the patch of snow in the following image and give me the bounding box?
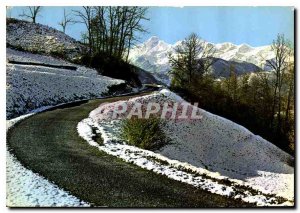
[6,48,74,66]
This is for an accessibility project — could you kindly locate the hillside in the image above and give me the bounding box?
[6,18,123,119]
[6,18,160,87]
[79,89,294,206]
[6,18,163,119]
[6,18,85,61]
[203,57,261,78]
[6,48,124,119]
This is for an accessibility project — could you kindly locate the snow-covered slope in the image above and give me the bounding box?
[6,48,124,119]
[78,89,294,206]
[6,18,160,87]
[128,36,275,81]
[213,43,274,70]
[6,18,85,61]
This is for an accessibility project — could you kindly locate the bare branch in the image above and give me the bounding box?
[58,8,75,33]
[19,6,42,23]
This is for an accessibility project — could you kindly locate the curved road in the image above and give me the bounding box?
[7,94,253,207]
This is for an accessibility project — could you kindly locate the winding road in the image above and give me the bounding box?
[7,94,253,207]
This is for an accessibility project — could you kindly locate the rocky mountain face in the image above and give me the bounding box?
[128,36,275,84]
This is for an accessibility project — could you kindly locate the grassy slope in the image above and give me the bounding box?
[7,94,254,207]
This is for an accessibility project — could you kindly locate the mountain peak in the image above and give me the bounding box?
[145,36,160,48]
[238,43,254,52]
[147,36,160,43]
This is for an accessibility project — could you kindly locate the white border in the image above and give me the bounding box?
[1,1,298,6]
[2,1,298,212]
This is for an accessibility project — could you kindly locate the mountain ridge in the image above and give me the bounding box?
[128,36,275,84]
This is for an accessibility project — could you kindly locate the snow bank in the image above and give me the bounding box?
[78,89,294,206]
[6,48,124,119]
[7,113,90,207]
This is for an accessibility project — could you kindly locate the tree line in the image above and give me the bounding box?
[169,33,294,154]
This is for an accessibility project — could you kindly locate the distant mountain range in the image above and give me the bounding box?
[128,36,275,84]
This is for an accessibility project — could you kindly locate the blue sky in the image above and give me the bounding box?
[8,6,294,47]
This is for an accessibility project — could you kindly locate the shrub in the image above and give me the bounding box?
[120,117,169,150]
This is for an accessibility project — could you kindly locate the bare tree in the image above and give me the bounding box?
[265,34,292,137]
[73,6,95,53]
[58,9,74,33]
[124,7,149,61]
[20,6,42,23]
[92,7,108,53]
[169,33,216,85]
[75,6,148,60]
[93,7,148,59]
[73,6,148,60]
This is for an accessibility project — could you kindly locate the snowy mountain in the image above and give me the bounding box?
[129,36,173,74]
[213,42,274,69]
[128,36,275,83]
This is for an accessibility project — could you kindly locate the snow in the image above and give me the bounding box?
[78,89,294,206]
[214,43,275,69]
[129,37,174,74]
[7,112,90,207]
[6,47,75,66]
[6,48,124,119]
[160,88,184,102]
[6,18,85,60]
[160,117,293,199]
[128,36,276,82]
